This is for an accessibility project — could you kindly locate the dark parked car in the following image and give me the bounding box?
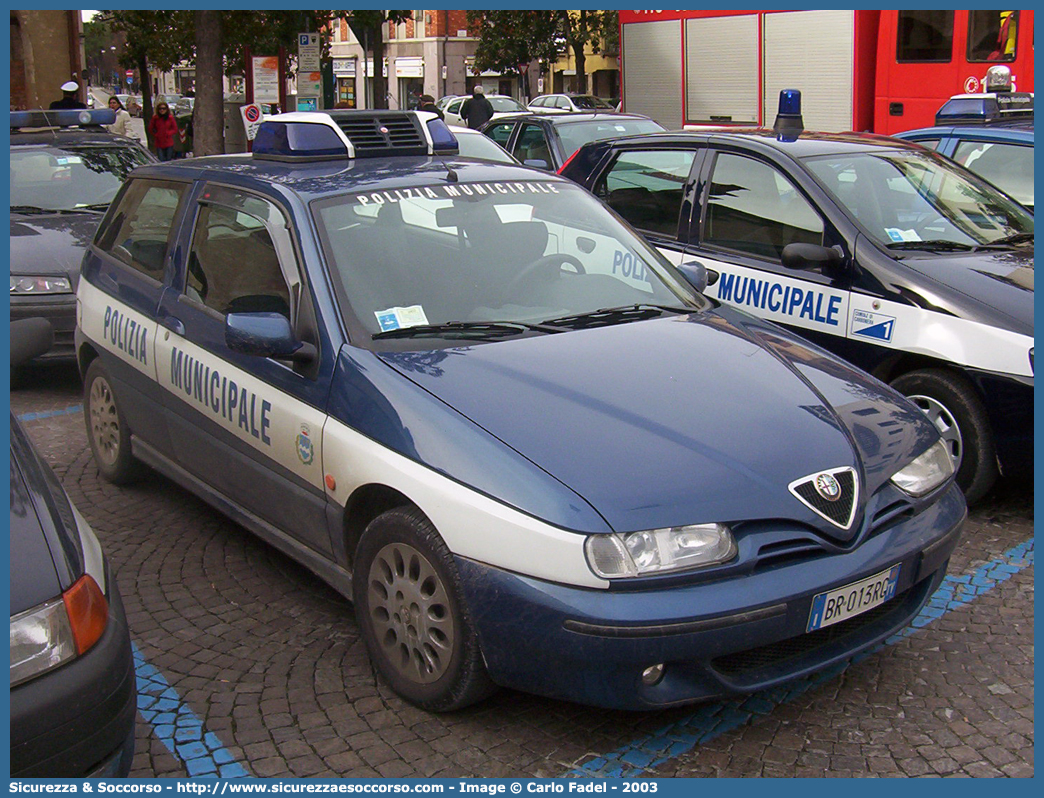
[10,109,156,362]
[560,95,1033,503]
[481,112,664,171]
[10,318,136,776]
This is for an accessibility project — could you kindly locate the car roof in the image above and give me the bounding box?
[510,112,654,126]
[896,124,1034,142]
[11,127,143,147]
[127,155,569,203]
[585,127,923,158]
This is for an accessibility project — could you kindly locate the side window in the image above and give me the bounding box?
[555,97,572,110]
[185,189,293,320]
[485,122,514,146]
[530,97,546,108]
[448,100,463,115]
[596,149,697,237]
[896,10,954,62]
[967,10,1018,63]
[953,140,1034,209]
[514,123,552,167]
[908,137,941,151]
[97,179,187,281]
[704,153,824,260]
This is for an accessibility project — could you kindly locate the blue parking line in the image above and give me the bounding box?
[15,403,83,422]
[565,538,1034,778]
[134,643,251,778]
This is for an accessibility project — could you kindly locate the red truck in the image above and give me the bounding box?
[619,9,1033,134]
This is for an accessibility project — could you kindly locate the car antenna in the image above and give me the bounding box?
[433,151,458,183]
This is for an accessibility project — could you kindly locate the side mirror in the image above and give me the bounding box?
[226,312,314,363]
[10,318,54,367]
[523,158,550,170]
[676,260,719,293]
[781,243,844,274]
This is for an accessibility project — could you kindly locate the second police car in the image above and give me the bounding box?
[76,110,965,711]
[561,91,1033,505]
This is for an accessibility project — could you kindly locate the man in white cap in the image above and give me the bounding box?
[50,80,87,110]
[460,84,494,130]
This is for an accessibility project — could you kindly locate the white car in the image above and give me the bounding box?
[442,95,527,127]
[528,94,616,114]
[448,125,518,164]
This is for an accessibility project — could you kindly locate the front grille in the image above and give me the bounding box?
[329,112,427,157]
[711,582,920,679]
[790,469,857,529]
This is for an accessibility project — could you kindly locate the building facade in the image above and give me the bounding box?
[10,10,85,110]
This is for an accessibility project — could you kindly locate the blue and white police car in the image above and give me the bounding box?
[76,110,965,711]
[561,91,1033,505]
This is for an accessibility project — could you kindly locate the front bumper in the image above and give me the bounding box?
[10,573,137,777]
[458,483,966,710]
[10,293,77,360]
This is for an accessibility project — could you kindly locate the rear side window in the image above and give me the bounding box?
[896,10,954,62]
[485,122,514,146]
[96,179,187,281]
[597,149,697,237]
[967,10,1019,63]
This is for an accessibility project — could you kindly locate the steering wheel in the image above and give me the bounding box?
[505,253,586,296]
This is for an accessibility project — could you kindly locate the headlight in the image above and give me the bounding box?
[10,575,108,687]
[585,523,736,578]
[890,439,954,497]
[10,275,73,295]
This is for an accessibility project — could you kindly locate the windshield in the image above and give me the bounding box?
[489,97,526,113]
[805,149,1033,249]
[454,132,516,164]
[10,144,152,212]
[557,119,665,162]
[573,96,613,110]
[313,180,701,348]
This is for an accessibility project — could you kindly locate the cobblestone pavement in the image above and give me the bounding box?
[12,363,1034,779]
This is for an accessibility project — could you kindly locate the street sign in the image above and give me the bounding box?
[127,76,133,85]
[240,103,264,140]
[298,32,322,111]
[252,56,280,104]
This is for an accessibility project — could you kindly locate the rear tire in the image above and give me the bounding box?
[83,360,143,485]
[891,368,997,504]
[353,506,496,712]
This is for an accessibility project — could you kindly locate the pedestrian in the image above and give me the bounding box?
[148,101,180,162]
[49,80,87,110]
[460,85,494,129]
[106,95,133,137]
[418,94,443,120]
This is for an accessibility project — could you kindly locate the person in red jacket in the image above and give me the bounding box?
[148,101,180,161]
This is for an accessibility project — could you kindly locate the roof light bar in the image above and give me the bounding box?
[935,92,1033,126]
[10,109,116,129]
[252,110,457,161]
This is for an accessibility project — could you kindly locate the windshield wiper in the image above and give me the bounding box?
[77,202,112,212]
[541,304,693,330]
[10,204,93,215]
[975,231,1034,250]
[885,240,974,252]
[372,320,563,341]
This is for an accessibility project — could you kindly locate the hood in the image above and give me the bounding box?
[379,310,935,537]
[9,211,102,282]
[900,248,1033,335]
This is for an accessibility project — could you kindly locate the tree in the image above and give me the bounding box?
[194,11,224,156]
[468,10,619,95]
[467,11,558,98]
[335,11,413,109]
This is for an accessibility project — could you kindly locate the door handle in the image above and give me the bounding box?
[159,316,185,336]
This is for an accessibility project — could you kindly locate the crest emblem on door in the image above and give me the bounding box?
[297,424,315,465]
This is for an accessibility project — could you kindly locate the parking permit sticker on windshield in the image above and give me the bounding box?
[885,227,921,242]
[375,305,429,332]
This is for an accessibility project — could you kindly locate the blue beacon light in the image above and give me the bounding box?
[774,89,804,142]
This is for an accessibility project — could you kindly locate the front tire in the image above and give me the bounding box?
[83,360,143,485]
[353,507,496,712]
[891,368,997,504]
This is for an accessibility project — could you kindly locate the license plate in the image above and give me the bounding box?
[807,564,901,632]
